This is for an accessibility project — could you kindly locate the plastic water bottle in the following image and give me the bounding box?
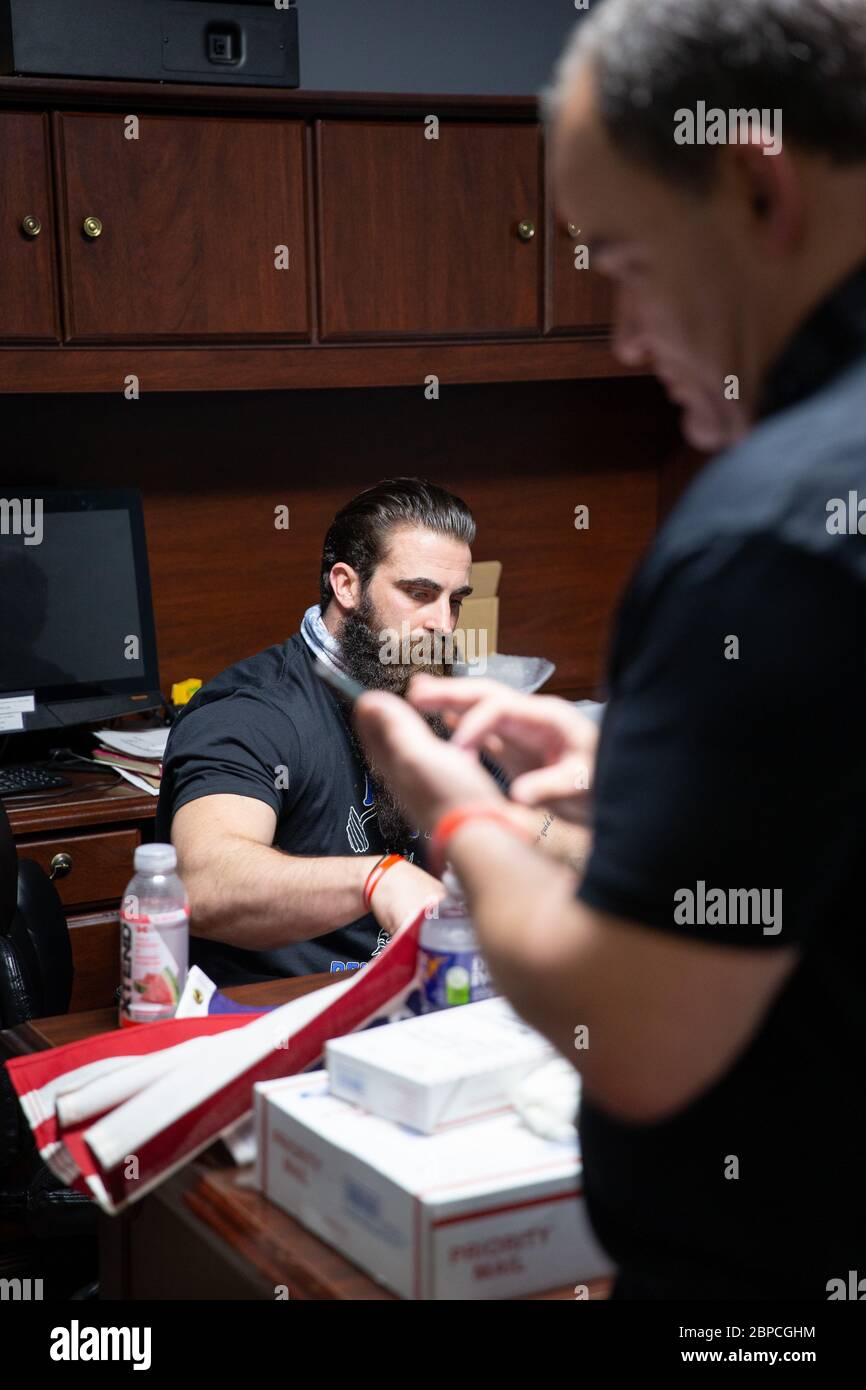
[419,868,495,1012]
[119,843,189,1026]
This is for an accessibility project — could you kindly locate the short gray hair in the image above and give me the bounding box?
[542,0,866,192]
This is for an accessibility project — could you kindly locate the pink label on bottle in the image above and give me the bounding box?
[119,909,187,1025]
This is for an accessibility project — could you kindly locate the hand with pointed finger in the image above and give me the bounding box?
[352,688,506,834]
[403,674,598,823]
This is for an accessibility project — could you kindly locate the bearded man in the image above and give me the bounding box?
[156,478,472,984]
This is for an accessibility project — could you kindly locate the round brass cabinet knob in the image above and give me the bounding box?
[516,219,536,242]
[49,852,73,881]
[567,222,582,239]
[83,215,103,239]
[21,214,42,238]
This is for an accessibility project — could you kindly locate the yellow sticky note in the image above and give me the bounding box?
[171,678,202,706]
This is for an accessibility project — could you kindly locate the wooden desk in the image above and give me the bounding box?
[0,973,319,1056]
[1,977,611,1301]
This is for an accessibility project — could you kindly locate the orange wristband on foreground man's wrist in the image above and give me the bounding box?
[428,805,532,877]
[363,853,405,910]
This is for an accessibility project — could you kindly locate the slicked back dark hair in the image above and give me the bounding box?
[319,477,476,610]
[542,0,866,193]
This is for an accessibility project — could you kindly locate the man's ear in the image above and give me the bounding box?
[328,562,362,613]
[726,139,805,254]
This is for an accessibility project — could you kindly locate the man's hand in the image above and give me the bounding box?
[353,688,506,832]
[405,675,599,823]
[367,859,446,935]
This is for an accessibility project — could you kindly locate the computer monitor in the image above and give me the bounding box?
[0,488,162,733]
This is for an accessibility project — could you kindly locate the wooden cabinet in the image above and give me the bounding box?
[0,79,631,390]
[55,113,311,342]
[8,777,154,1011]
[0,112,60,341]
[17,826,141,911]
[316,120,541,339]
[546,215,613,333]
[18,826,141,1014]
[66,911,122,1014]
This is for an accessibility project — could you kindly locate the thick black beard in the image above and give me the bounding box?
[338,592,451,855]
[339,589,455,693]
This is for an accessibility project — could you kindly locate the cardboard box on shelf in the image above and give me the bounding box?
[254,1071,613,1301]
[454,559,500,666]
[325,997,556,1134]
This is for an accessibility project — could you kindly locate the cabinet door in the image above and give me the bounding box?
[0,113,60,342]
[546,216,613,333]
[317,121,541,339]
[57,114,310,342]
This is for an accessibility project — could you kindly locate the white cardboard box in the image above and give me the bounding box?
[325,997,556,1133]
[254,1071,613,1300]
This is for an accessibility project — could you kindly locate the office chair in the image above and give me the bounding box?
[0,800,97,1255]
[0,799,73,1027]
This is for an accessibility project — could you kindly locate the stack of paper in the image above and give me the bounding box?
[90,727,170,796]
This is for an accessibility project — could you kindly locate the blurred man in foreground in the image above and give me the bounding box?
[354,0,866,1299]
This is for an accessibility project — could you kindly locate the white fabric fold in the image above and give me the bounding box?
[85,974,350,1173]
[55,1034,223,1128]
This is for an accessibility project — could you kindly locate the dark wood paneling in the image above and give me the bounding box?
[55,113,311,343]
[0,113,60,342]
[659,444,708,518]
[0,338,637,394]
[546,216,613,334]
[0,76,540,120]
[544,132,612,333]
[317,121,541,339]
[3,377,680,700]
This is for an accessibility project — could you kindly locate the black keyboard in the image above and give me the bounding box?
[0,765,71,796]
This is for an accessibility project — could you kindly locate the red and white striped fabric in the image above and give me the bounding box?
[4,908,424,1214]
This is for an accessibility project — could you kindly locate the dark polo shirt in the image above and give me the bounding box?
[156,634,397,984]
[577,261,866,1298]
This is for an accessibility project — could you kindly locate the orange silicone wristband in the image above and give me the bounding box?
[428,805,531,876]
[363,853,404,910]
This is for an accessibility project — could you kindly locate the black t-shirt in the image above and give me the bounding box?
[155,633,411,984]
[578,262,866,1298]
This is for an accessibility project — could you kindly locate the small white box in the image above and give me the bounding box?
[325,997,556,1133]
[254,1071,613,1300]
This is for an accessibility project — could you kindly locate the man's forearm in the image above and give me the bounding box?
[444,818,588,1047]
[180,836,379,950]
[508,805,593,881]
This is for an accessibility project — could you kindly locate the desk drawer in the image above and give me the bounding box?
[18,828,140,910]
